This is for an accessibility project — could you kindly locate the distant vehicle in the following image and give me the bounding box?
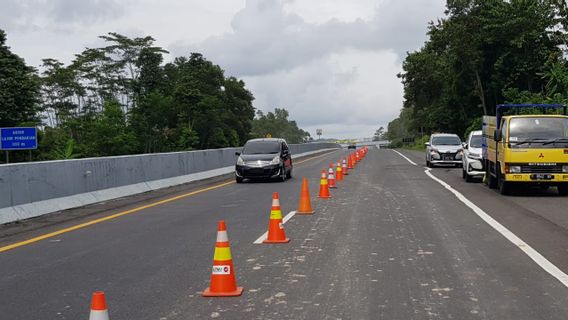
[483,104,568,195]
[425,133,463,168]
[347,144,357,149]
[462,130,484,182]
[235,138,293,183]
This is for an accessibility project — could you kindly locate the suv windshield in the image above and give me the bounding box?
[432,136,461,146]
[509,117,568,148]
[469,135,482,148]
[242,141,281,154]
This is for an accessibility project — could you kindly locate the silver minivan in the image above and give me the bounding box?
[425,133,463,168]
[462,130,484,182]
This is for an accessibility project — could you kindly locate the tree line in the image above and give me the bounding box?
[0,30,310,162]
[387,0,568,146]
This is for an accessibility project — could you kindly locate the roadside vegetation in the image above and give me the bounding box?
[0,30,310,163]
[388,0,568,142]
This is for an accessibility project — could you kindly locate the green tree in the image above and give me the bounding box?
[0,29,41,127]
[252,108,311,143]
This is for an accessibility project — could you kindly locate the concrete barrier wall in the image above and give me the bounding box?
[0,142,339,223]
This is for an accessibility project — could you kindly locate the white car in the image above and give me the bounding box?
[462,130,484,182]
[425,133,463,167]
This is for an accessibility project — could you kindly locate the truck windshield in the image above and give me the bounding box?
[242,141,281,154]
[432,136,461,146]
[509,117,568,147]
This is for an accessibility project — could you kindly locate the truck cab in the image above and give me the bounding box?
[483,104,568,195]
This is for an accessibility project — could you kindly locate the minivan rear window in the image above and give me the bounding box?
[242,141,281,154]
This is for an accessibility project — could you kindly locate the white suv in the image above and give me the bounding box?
[425,133,463,167]
[462,130,484,182]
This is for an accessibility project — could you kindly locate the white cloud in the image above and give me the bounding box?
[245,49,402,139]
[1,0,446,138]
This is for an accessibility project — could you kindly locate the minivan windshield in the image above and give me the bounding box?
[242,141,281,154]
[509,117,568,148]
[432,136,461,146]
[469,135,483,148]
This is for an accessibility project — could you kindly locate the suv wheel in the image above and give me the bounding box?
[236,176,243,183]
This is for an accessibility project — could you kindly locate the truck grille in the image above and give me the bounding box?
[520,165,563,173]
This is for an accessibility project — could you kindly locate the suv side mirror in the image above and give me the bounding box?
[462,143,468,149]
[425,142,430,147]
[494,129,502,142]
[235,151,241,156]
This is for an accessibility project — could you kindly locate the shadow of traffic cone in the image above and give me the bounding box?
[336,161,343,181]
[342,158,349,175]
[264,192,290,243]
[297,177,314,215]
[89,291,110,320]
[318,169,332,198]
[328,166,337,189]
[203,220,244,297]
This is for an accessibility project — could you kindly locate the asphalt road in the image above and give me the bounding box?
[1,148,568,319]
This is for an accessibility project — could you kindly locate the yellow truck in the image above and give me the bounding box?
[483,104,568,195]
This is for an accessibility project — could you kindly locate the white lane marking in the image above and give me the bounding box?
[424,168,568,288]
[392,149,418,166]
[253,211,297,244]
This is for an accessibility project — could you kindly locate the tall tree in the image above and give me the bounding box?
[0,29,41,127]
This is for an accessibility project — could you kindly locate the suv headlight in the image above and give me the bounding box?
[509,165,521,173]
[563,165,568,173]
[468,152,481,159]
[236,156,245,166]
[430,149,439,154]
[270,155,281,165]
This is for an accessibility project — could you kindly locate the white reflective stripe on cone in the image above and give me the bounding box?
[89,310,110,320]
[272,198,280,207]
[216,230,229,242]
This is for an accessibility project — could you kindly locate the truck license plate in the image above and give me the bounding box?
[532,174,553,180]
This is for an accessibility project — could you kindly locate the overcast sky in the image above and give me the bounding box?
[2,0,446,139]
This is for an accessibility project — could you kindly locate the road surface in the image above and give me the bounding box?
[1,148,568,319]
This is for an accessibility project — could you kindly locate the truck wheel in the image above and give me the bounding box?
[498,174,510,195]
[558,184,568,196]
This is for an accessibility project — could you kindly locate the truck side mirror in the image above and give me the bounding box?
[494,129,502,142]
[425,142,430,147]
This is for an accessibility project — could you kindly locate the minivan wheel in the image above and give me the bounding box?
[279,166,286,182]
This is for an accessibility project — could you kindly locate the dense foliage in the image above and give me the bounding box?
[0,31,309,162]
[388,0,568,144]
[251,108,311,144]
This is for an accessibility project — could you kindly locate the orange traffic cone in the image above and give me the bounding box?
[336,161,343,181]
[348,155,354,169]
[297,177,314,215]
[89,291,110,320]
[328,166,337,189]
[203,220,244,297]
[342,158,349,175]
[264,192,290,243]
[318,169,332,198]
